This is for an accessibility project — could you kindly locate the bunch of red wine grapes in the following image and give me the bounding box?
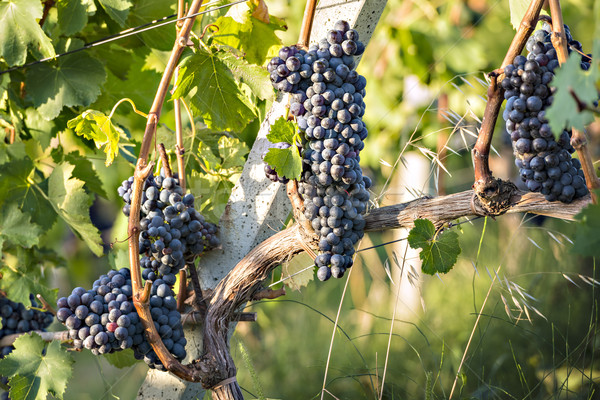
[0,296,54,399]
[56,173,219,369]
[264,20,371,281]
[118,174,220,285]
[502,23,590,202]
[56,269,186,369]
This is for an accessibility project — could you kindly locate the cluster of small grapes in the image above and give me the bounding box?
[118,174,219,286]
[0,296,54,400]
[502,25,589,203]
[56,269,186,369]
[266,20,371,281]
[263,142,292,184]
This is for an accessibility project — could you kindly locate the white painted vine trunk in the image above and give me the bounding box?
[137,1,387,398]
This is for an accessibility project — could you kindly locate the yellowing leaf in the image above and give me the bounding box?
[67,110,123,166]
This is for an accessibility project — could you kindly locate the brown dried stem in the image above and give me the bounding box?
[39,0,55,27]
[472,0,545,207]
[128,0,206,383]
[298,0,318,49]
[177,268,188,312]
[548,0,600,203]
[157,143,173,178]
[36,294,56,316]
[187,261,207,313]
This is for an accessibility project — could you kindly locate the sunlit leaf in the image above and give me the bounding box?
[67,110,123,166]
[0,0,55,67]
[173,49,256,131]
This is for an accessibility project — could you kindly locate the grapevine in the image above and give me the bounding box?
[502,23,590,203]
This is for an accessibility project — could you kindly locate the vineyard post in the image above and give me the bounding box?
[138,0,387,398]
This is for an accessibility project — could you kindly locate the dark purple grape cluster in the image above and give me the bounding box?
[263,142,291,184]
[502,24,589,203]
[0,296,54,357]
[0,296,54,399]
[118,174,219,286]
[56,269,186,370]
[268,20,371,281]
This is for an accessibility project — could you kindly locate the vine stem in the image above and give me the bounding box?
[472,0,545,187]
[548,0,600,203]
[128,0,206,383]
[298,0,318,48]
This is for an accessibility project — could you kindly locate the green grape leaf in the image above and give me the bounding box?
[219,50,272,100]
[212,4,286,65]
[266,117,296,144]
[547,53,598,136]
[173,49,256,131]
[67,110,123,166]
[97,0,131,26]
[0,0,55,67]
[189,171,235,223]
[63,151,108,198]
[0,265,58,308]
[56,0,96,36]
[0,203,41,257]
[24,108,55,149]
[218,135,249,170]
[47,162,103,256]
[197,139,222,170]
[125,0,175,50]
[0,158,57,231]
[103,349,138,368]
[408,219,461,275]
[25,50,106,121]
[0,333,73,400]
[572,201,600,257]
[263,144,301,180]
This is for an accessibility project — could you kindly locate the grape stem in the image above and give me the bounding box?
[548,0,600,203]
[298,0,318,49]
[36,294,56,316]
[128,0,207,383]
[177,269,188,312]
[471,0,545,207]
[157,143,173,178]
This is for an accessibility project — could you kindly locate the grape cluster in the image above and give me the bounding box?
[1,296,54,400]
[0,296,54,357]
[56,269,186,369]
[118,174,219,286]
[502,24,589,203]
[267,20,371,281]
[263,142,291,184]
